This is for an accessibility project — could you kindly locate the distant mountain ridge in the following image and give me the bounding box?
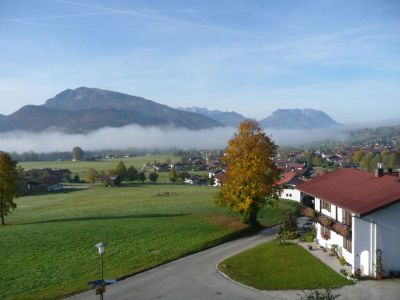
[177,107,245,127]
[0,87,223,133]
[260,108,339,129]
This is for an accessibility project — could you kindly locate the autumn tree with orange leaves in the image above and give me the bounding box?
[215,120,281,226]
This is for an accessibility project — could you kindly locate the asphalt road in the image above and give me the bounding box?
[69,227,280,300]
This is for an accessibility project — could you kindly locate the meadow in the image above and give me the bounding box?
[0,181,298,299]
[19,154,181,179]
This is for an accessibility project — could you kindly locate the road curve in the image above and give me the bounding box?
[68,227,281,300]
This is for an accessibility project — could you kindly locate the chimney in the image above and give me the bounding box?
[375,163,384,178]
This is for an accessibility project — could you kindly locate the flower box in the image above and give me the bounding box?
[319,215,332,227]
[333,222,351,238]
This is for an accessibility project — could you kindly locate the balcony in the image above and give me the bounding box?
[301,206,352,239]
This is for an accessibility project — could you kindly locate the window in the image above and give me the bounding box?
[321,200,331,211]
[321,226,330,240]
[343,210,352,226]
[343,237,352,253]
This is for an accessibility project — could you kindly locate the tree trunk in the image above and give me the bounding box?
[248,207,259,227]
[0,193,4,225]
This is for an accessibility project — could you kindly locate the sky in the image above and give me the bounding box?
[0,0,399,123]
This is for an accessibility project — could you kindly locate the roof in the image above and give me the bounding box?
[276,171,304,186]
[37,177,61,185]
[297,168,400,216]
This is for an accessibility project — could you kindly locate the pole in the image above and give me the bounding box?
[100,253,104,300]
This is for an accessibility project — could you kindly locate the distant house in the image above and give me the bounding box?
[297,166,400,277]
[170,162,184,171]
[103,176,122,187]
[29,177,63,192]
[275,171,305,202]
[209,170,225,187]
[153,163,170,172]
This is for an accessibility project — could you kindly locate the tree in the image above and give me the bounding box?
[352,149,364,164]
[215,120,281,226]
[126,166,138,183]
[115,161,128,182]
[0,152,19,225]
[360,152,374,171]
[277,211,298,244]
[169,168,179,183]
[369,153,382,171]
[85,168,99,185]
[72,147,84,161]
[178,171,190,181]
[138,172,146,183]
[73,174,81,183]
[148,172,159,183]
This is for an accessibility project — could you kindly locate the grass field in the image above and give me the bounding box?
[218,241,352,290]
[0,183,298,300]
[18,154,209,183]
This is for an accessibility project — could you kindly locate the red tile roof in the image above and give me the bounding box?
[276,171,304,186]
[297,168,400,216]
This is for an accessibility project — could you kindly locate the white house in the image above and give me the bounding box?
[275,171,304,202]
[298,167,400,277]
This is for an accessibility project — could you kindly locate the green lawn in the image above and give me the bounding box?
[0,184,297,299]
[218,241,352,290]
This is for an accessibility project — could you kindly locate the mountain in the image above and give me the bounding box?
[178,107,245,127]
[260,109,339,129]
[0,87,223,133]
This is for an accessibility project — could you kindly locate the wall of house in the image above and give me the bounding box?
[315,223,353,266]
[360,202,400,276]
[314,198,354,269]
[353,217,373,275]
[280,187,302,202]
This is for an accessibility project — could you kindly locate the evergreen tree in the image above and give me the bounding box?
[115,161,128,182]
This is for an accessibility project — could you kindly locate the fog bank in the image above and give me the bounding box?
[0,125,347,153]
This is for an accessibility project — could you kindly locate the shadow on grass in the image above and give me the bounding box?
[21,188,85,197]
[22,213,190,225]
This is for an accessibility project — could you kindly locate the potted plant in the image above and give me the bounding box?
[375,258,384,280]
[321,231,329,240]
[354,268,361,278]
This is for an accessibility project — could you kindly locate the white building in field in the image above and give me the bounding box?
[276,171,304,202]
[298,167,400,277]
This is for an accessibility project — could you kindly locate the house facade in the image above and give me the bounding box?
[275,171,304,202]
[298,167,400,277]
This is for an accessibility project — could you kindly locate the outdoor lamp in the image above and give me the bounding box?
[96,242,107,255]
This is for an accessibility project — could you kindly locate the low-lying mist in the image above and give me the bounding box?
[0,125,348,153]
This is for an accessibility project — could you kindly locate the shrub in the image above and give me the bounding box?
[338,256,347,266]
[306,234,314,243]
[299,288,340,300]
[303,207,316,219]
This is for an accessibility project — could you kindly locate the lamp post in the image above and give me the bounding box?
[95,242,107,300]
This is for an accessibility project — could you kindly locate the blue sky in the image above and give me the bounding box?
[0,0,399,123]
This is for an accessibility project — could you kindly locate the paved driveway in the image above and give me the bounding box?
[69,227,400,300]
